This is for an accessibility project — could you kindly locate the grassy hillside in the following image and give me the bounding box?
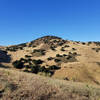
[0,68,100,100]
[0,36,100,100]
[0,36,100,85]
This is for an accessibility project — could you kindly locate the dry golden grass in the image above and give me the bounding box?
[0,68,100,100]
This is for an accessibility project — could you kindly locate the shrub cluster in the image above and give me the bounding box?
[32,49,46,56]
[6,43,27,52]
[92,48,100,52]
[12,58,61,77]
[54,52,78,63]
[64,45,70,48]
[48,65,61,70]
[93,42,100,46]
[50,46,56,51]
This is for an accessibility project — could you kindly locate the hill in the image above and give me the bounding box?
[2,36,100,83]
[0,36,100,100]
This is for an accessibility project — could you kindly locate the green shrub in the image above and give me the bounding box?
[92,48,100,52]
[32,49,46,56]
[66,55,77,62]
[32,59,44,65]
[30,65,40,74]
[30,65,54,76]
[39,66,46,72]
[12,60,24,69]
[73,52,77,56]
[82,42,86,45]
[61,47,65,51]
[94,42,100,46]
[58,42,64,46]
[48,65,61,70]
[66,55,72,59]
[72,48,76,51]
[64,45,70,48]
[56,54,62,57]
[96,62,100,66]
[63,54,67,56]
[54,59,61,62]
[50,46,56,51]
[25,55,32,58]
[47,57,54,61]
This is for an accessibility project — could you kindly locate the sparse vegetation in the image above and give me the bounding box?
[92,48,100,52]
[47,57,54,61]
[54,52,78,63]
[61,47,65,51]
[94,42,100,46]
[48,65,61,70]
[87,42,92,45]
[50,46,56,51]
[6,43,27,51]
[32,49,46,56]
[96,62,100,66]
[64,45,70,48]
[72,48,77,51]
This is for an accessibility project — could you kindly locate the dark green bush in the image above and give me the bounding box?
[32,59,44,65]
[64,45,70,48]
[50,46,56,51]
[25,55,32,58]
[54,59,61,62]
[63,54,67,56]
[72,48,76,51]
[58,42,64,46]
[82,42,86,45]
[56,54,62,57]
[48,65,61,70]
[92,48,100,52]
[12,60,24,69]
[30,65,41,74]
[32,49,46,56]
[30,65,54,76]
[73,52,77,56]
[47,57,54,61]
[61,47,65,51]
